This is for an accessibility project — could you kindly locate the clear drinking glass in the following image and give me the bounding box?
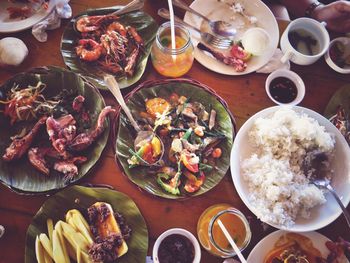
[151,21,194,77]
[197,204,251,258]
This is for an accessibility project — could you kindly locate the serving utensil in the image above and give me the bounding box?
[217,219,247,263]
[74,0,145,32]
[312,178,350,229]
[172,0,236,37]
[104,75,164,166]
[158,8,232,50]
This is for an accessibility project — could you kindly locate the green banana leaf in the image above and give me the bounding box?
[61,7,158,90]
[324,84,350,119]
[25,185,148,263]
[0,66,109,194]
[115,80,235,199]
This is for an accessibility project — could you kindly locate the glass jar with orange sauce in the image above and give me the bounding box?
[197,204,251,258]
[151,22,194,77]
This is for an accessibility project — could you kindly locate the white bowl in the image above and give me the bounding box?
[324,37,350,74]
[247,230,331,262]
[265,69,305,106]
[230,106,350,232]
[152,228,201,263]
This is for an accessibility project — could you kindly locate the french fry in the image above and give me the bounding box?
[39,233,53,259]
[47,218,54,242]
[53,222,71,263]
[35,236,46,263]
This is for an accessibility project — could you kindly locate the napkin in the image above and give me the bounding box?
[32,0,72,42]
[256,48,291,73]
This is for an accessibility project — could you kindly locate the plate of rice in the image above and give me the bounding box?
[230,106,350,232]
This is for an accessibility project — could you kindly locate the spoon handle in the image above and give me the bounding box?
[111,0,145,16]
[172,0,210,23]
[104,75,141,132]
[158,8,200,33]
[326,184,350,229]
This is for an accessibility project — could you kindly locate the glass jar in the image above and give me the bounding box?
[151,21,194,77]
[197,204,251,258]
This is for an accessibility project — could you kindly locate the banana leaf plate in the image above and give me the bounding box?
[25,185,148,263]
[323,85,350,145]
[0,66,109,195]
[113,78,236,199]
[61,7,158,90]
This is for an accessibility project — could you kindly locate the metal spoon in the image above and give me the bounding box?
[104,75,164,166]
[312,178,350,229]
[172,0,236,37]
[74,0,145,32]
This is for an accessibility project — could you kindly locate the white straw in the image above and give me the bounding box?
[167,0,176,61]
[217,219,247,263]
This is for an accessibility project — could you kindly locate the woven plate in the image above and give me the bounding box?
[113,78,236,199]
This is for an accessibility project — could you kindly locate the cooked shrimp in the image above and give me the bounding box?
[127,26,143,47]
[76,14,119,33]
[106,21,127,36]
[75,39,103,62]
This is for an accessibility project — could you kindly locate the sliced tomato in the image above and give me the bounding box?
[184,171,205,193]
[141,142,155,164]
[181,153,199,173]
[230,44,252,62]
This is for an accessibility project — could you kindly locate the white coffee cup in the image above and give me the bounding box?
[280,17,330,65]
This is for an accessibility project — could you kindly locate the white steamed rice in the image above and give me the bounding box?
[242,108,335,227]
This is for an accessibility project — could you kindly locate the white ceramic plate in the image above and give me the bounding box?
[0,0,55,33]
[230,106,350,232]
[247,230,331,262]
[183,0,279,75]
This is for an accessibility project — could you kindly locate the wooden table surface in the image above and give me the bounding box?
[0,0,349,262]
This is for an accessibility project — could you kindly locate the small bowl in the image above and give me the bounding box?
[152,228,201,263]
[265,69,305,106]
[324,37,350,74]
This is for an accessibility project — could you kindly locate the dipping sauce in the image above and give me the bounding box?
[158,234,195,263]
[197,204,251,258]
[269,77,298,104]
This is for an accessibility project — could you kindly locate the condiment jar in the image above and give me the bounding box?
[151,21,194,77]
[197,204,251,258]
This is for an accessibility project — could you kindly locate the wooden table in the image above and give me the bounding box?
[0,1,349,262]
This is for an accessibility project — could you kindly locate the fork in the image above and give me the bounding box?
[158,8,232,50]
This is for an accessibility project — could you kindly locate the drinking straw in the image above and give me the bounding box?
[217,219,247,263]
[167,0,176,61]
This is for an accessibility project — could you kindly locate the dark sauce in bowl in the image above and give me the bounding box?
[269,77,298,104]
[158,234,195,263]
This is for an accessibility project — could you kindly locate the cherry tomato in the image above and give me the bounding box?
[230,45,252,62]
[212,148,222,158]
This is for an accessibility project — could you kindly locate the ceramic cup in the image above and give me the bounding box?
[280,18,330,65]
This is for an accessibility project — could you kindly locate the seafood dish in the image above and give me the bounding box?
[6,0,49,19]
[74,14,144,77]
[126,93,228,195]
[35,202,132,263]
[241,108,335,227]
[0,80,115,181]
[330,106,350,145]
[264,233,350,263]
